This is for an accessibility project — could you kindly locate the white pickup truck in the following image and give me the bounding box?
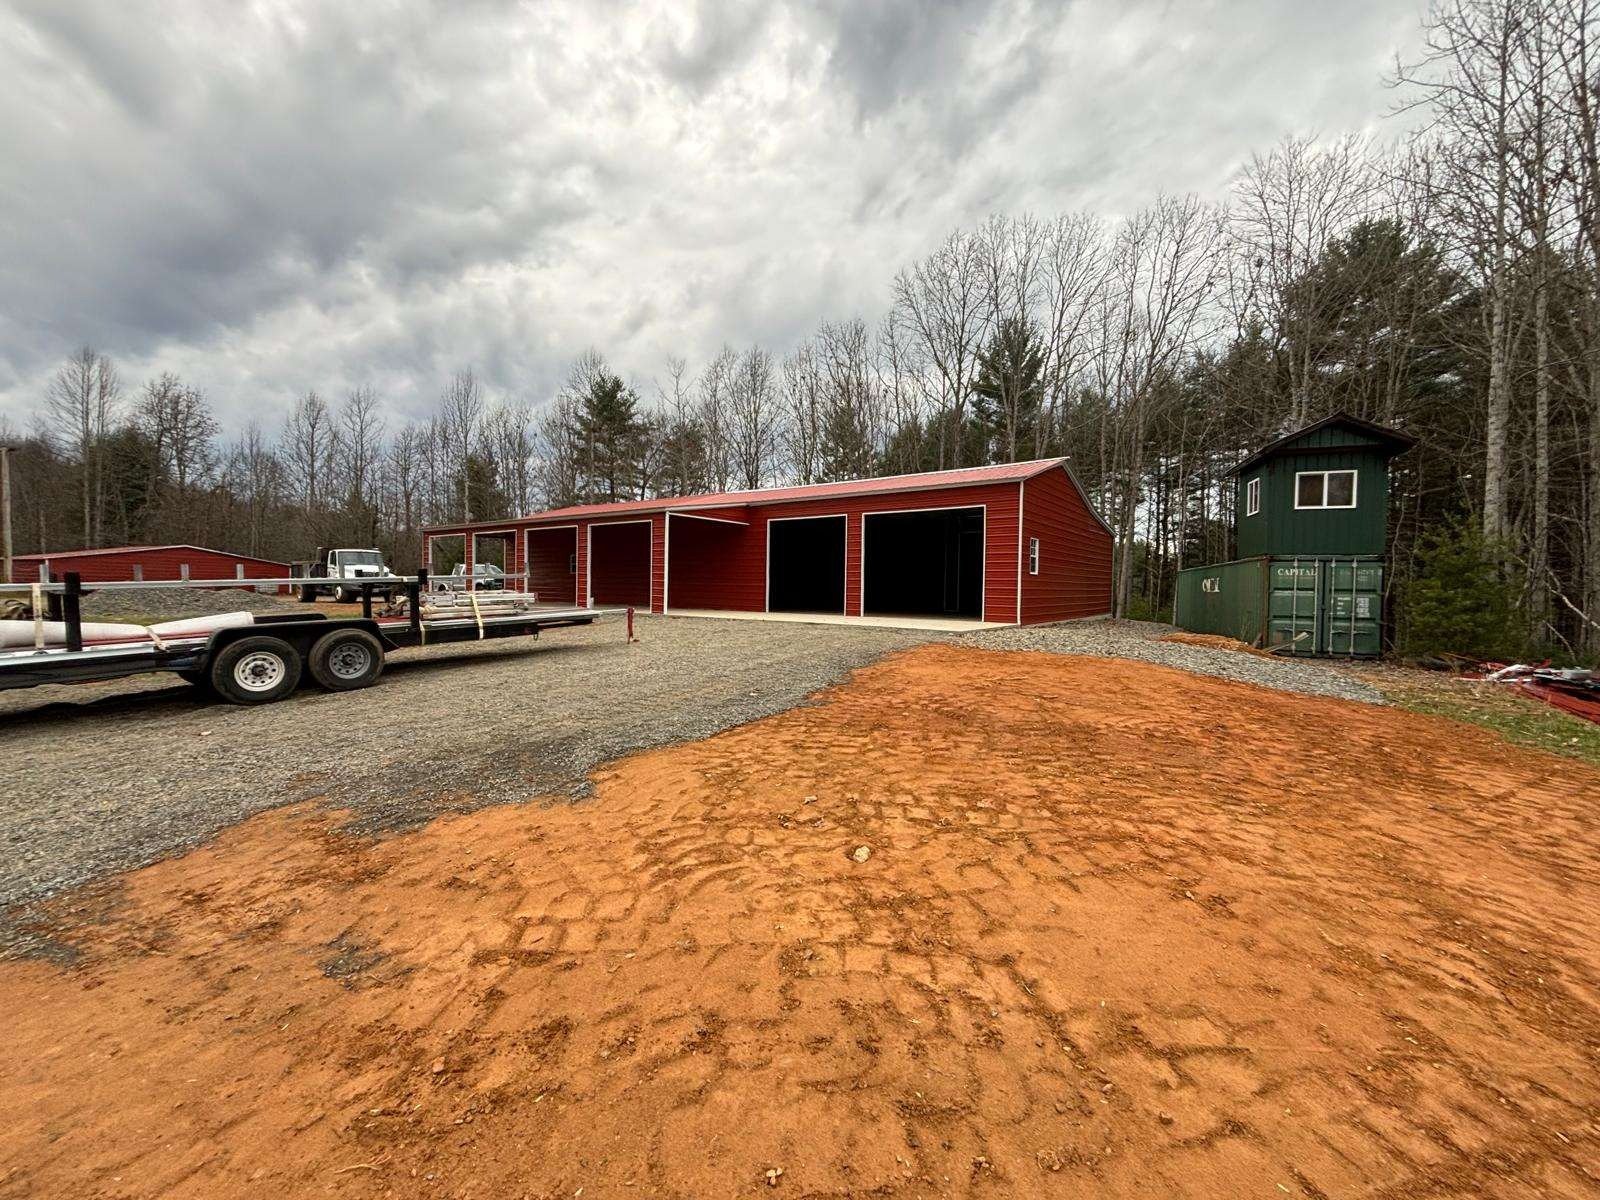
[291,548,395,603]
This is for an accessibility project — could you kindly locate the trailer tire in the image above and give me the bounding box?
[308,628,384,692]
[210,636,303,705]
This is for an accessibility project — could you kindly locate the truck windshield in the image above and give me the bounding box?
[339,551,383,566]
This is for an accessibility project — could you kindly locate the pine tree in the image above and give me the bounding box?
[970,316,1046,462]
[1399,521,1521,661]
[578,372,643,501]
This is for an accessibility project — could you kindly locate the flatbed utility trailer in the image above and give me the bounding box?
[0,570,631,705]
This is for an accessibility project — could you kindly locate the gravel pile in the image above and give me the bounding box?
[964,618,1385,705]
[81,586,304,621]
[0,616,928,939]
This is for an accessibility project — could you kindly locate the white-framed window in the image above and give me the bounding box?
[1294,469,1358,509]
[1245,477,1261,516]
[1028,537,1040,575]
[568,552,577,575]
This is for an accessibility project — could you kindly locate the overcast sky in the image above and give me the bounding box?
[0,0,1425,438]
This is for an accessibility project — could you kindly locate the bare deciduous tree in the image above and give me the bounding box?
[47,346,119,546]
[439,369,484,521]
[283,390,339,520]
[1231,133,1378,424]
[729,346,778,489]
[892,229,989,467]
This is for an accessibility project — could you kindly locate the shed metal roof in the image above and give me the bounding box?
[1227,413,1416,477]
[486,458,1075,524]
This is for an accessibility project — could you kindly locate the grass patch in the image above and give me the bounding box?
[1385,681,1600,768]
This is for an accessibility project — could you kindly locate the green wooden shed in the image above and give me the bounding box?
[1231,413,1415,558]
[1175,414,1415,656]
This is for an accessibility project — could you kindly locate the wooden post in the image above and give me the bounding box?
[0,444,13,585]
[63,572,83,653]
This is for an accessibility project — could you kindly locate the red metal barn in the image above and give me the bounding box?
[10,544,290,589]
[424,460,1112,626]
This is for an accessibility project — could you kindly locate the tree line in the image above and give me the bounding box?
[4,0,1597,659]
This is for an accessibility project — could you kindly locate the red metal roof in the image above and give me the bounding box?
[498,458,1073,525]
[14,543,287,565]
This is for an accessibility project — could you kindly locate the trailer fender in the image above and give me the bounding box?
[205,617,390,663]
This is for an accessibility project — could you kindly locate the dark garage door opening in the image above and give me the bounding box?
[767,516,846,613]
[863,508,983,619]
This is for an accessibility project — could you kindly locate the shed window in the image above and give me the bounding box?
[1028,537,1040,575]
[1295,469,1357,509]
[1245,477,1260,516]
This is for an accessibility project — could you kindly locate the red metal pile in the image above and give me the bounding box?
[1483,663,1600,726]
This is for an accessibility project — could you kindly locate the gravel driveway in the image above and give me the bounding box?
[0,613,1379,945]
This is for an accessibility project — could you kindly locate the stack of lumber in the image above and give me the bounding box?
[410,592,548,620]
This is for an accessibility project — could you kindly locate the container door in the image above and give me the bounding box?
[1321,560,1384,657]
[1266,560,1322,655]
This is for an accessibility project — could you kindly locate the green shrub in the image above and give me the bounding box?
[1399,522,1523,661]
[1122,593,1168,623]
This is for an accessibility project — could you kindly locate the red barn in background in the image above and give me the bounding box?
[9,544,290,589]
[424,459,1113,627]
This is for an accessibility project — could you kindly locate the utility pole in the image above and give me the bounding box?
[0,444,13,584]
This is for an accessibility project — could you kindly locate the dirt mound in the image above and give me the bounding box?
[1158,631,1275,657]
[3,645,1598,1198]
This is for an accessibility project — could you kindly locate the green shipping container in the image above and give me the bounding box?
[1174,555,1385,657]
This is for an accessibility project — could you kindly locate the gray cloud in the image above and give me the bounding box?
[0,0,1423,437]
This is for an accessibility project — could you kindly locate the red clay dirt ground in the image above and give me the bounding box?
[2,644,1598,1199]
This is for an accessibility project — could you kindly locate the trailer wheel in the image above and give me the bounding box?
[308,628,384,692]
[210,636,303,705]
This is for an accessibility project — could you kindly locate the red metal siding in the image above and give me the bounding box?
[15,546,288,586]
[524,527,578,604]
[849,485,1020,623]
[662,484,1021,622]
[650,514,666,614]
[423,464,1112,625]
[1020,468,1114,623]
[588,521,652,606]
[666,515,754,610]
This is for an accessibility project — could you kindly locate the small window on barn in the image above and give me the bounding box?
[1245,477,1260,516]
[1295,469,1358,510]
[568,552,577,575]
[1028,537,1040,575]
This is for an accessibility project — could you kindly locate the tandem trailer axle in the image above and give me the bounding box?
[0,570,632,705]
